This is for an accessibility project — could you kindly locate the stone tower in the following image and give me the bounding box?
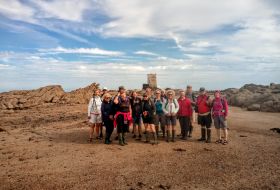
[147,74,157,89]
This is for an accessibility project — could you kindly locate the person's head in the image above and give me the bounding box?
[186,85,192,93]
[145,87,152,95]
[93,89,100,97]
[214,90,221,98]
[143,93,149,101]
[103,93,112,102]
[102,87,108,94]
[118,86,126,94]
[199,87,206,95]
[131,91,137,98]
[161,89,165,96]
[179,90,185,98]
[120,92,126,100]
[166,90,174,100]
[155,89,161,98]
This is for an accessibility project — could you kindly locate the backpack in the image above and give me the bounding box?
[212,98,226,111]
[165,99,178,109]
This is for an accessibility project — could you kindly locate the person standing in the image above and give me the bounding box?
[130,91,143,140]
[101,93,115,144]
[163,90,179,142]
[177,90,193,140]
[154,89,166,138]
[212,90,229,145]
[196,87,212,143]
[142,93,158,144]
[87,89,102,142]
[185,85,196,137]
[113,92,132,146]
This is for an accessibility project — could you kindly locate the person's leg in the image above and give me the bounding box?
[166,117,171,142]
[171,125,176,142]
[184,117,190,140]
[132,122,137,138]
[108,121,114,143]
[160,114,166,138]
[137,120,143,140]
[155,114,159,137]
[95,122,100,139]
[171,116,177,142]
[88,124,94,142]
[178,116,183,137]
[150,124,158,144]
[104,121,109,144]
[178,117,184,139]
[182,117,188,140]
[220,116,228,144]
[198,116,206,141]
[206,114,212,143]
[189,112,194,137]
[144,123,150,143]
[214,116,221,143]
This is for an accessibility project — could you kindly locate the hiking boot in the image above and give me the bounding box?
[145,131,150,143]
[151,132,158,145]
[171,130,176,142]
[198,128,206,141]
[166,130,170,142]
[122,133,128,145]
[104,138,110,145]
[118,134,124,146]
[206,129,211,143]
[136,134,142,141]
[188,125,193,137]
[180,136,187,141]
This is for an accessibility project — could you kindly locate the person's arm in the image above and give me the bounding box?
[151,100,156,115]
[224,98,229,118]
[113,93,120,104]
[129,104,132,117]
[174,99,179,114]
[88,98,93,119]
[162,99,168,115]
[101,102,105,121]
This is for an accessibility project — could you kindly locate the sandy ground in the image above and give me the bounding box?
[0,105,279,190]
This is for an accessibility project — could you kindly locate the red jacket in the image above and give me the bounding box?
[177,97,193,117]
[197,95,211,114]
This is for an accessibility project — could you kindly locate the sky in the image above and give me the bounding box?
[0,0,280,92]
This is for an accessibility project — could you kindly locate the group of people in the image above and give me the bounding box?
[87,85,229,146]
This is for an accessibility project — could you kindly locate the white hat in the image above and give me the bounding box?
[103,87,108,90]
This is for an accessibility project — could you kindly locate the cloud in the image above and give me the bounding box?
[39,46,124,56]
[99,0,276,37]
[0,0,35,23]
[134,51,159,56]
[32,0,91,22]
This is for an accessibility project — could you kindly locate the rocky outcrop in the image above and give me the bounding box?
[0,85,65,110]
[224,83,280,112]
[0,83,99,110]
[59,83,99,104]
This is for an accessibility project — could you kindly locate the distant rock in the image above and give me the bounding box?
[0,83,99,110]
[247,104,260,111]
[0,85,65,110]
[59,83,99,104]
[224,83,280,112]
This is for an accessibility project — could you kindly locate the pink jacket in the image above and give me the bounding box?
[212,98,228,117]
[114,111,132,128]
